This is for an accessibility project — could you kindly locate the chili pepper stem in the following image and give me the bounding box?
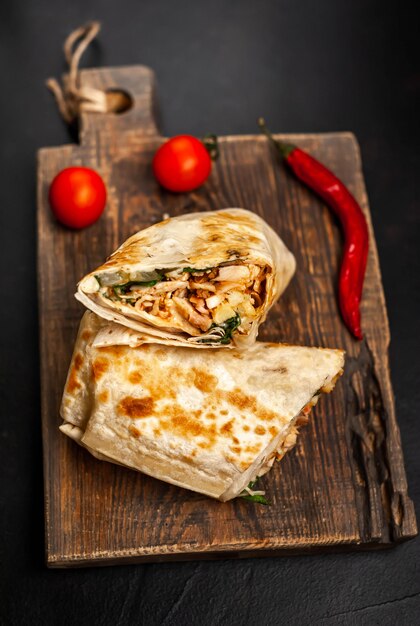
[258,117,295,158]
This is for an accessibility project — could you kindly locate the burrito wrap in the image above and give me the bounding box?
[60,313,344,501]
[76,209,296,347]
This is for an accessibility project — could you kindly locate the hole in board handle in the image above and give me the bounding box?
[105,89,134,114]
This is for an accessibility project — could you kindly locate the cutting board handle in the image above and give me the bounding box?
[78,65,161,143]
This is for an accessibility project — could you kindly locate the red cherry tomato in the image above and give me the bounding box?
[49,167,107,229]
[152,135,212,192]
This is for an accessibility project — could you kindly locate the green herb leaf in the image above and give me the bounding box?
[217,314,241,344]
[135,279,160,287]
[240,494,270,505]
[198,314,241,345]
[239,477,269,505]
[113,277,162,296]
[247,478,260,490]
[182,267,211,274]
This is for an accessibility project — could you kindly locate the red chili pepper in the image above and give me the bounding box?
[259,118,369,340]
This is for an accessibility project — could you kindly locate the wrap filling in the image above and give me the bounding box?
[90,262,269,343]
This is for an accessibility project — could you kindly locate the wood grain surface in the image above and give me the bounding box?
[37,65,417,567]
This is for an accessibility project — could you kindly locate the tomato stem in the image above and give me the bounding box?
[202,134,220,161]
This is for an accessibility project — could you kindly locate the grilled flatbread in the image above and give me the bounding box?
[76,209,296,348]
[60,313,344,501]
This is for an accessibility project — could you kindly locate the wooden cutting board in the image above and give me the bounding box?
[37,65,417,567]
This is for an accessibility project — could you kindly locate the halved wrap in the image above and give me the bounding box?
[76,209,296,348]
[60,312,344,501]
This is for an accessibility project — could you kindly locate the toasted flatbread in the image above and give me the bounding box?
[76,209,295,348]
[60,313,344,501]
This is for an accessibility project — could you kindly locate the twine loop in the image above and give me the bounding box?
[46,21,108,123]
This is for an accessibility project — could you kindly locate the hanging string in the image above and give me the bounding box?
[46,21,109,123]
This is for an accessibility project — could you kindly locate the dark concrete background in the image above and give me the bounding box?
[0,1,419,624]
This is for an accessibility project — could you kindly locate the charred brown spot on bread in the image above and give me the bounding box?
[220,420,234,436]
[98,390,109,403]
[190,424,217,450]
[225,389,249,411]
[220,409,228,416]
[81,330,92,341]
[66,353,83,393]
[230,445,242,454]
[263,366,288,374]
[220,211,256,226]
[243,425,250,432]
[192,368,218,393]
[98,346,126,359]
[118,396,155,418]
[159,404,217,448]
[66,371,81,394]
[129,425,141,438]
[200,211,262,249]
[255,425,266,435]
[232,436,240,444]
[269,426,279,437]
[92,357,110,381]
[226,388,277,422]
[128,371,142,385]
[74,353,83,370]
[245,444,262,455]
[138,365,177,400]
[206,412,216,420]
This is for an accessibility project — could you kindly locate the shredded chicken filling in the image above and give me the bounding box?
[97,264,269,340]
